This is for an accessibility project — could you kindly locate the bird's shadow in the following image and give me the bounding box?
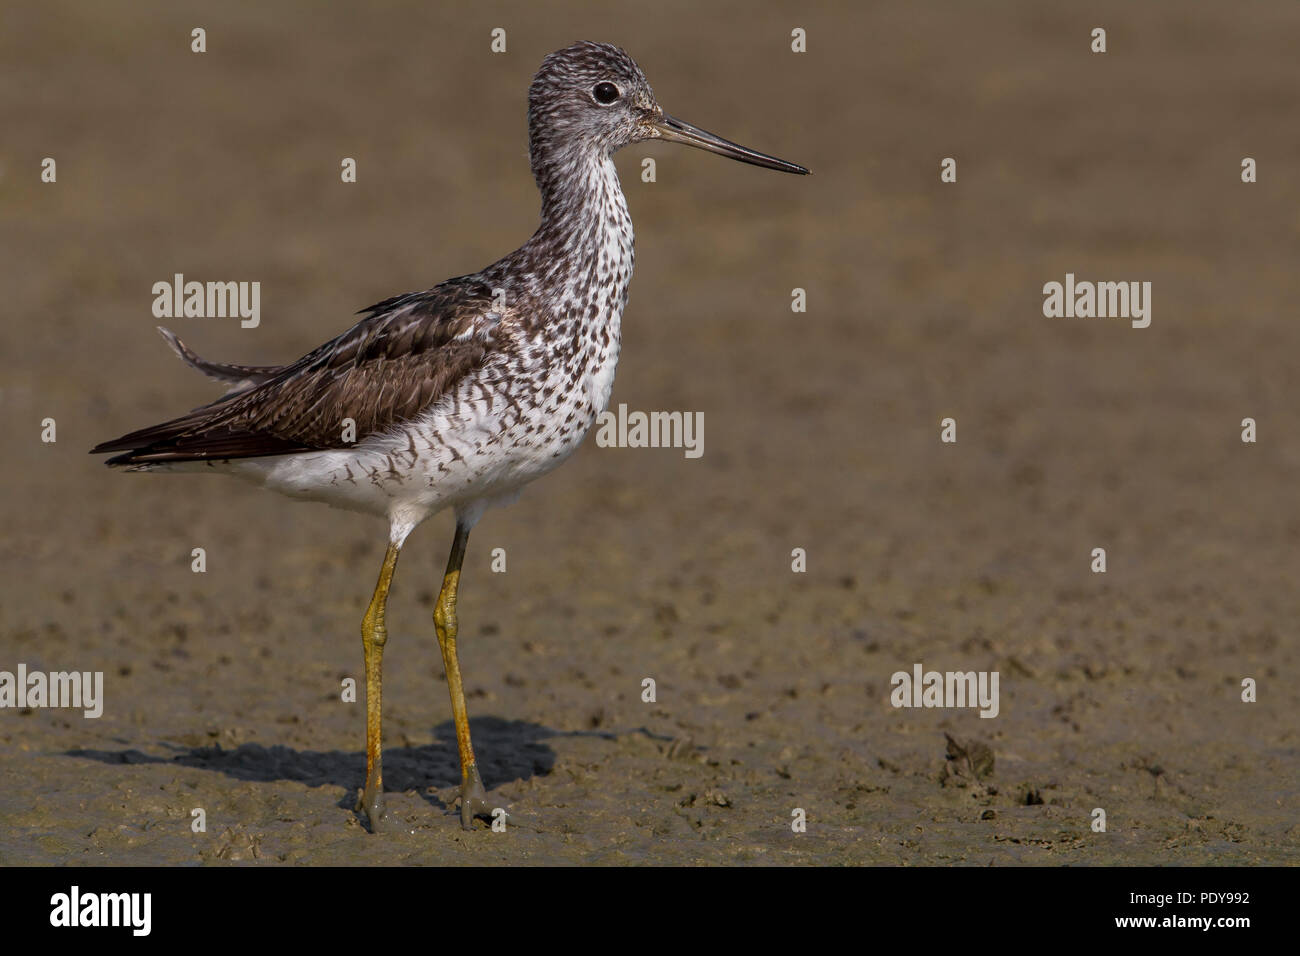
[66,717,652,815]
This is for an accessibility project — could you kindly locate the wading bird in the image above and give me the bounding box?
[92,41,807,831]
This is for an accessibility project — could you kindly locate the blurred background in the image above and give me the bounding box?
[1,0,1297,863]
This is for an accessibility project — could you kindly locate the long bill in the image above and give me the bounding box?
[654,114,810,175]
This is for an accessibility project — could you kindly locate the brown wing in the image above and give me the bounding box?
[91,278,500,465]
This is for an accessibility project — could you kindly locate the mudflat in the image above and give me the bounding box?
[1,0,1296,864]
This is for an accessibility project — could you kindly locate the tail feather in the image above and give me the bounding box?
[157,327,283,392]
[90,330,304,465]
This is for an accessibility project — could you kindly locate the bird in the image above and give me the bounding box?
[91,41,808,832]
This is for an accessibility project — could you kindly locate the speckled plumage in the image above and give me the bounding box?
[96,42,644,544]
[94,41,808,549]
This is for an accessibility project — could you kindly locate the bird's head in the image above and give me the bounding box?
[528,41,808,176]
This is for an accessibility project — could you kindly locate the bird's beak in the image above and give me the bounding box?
[652,114,809,175]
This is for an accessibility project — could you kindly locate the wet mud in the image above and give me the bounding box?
[2,0,1297,864]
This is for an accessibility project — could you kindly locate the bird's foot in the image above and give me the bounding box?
[458,770,495,830]
[356,786,386,833]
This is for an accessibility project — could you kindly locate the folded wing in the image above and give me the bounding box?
[91,279,501,465]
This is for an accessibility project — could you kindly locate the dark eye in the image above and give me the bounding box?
[592,82,620,105]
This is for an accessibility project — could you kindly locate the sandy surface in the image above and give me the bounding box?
[2,0,1298,865]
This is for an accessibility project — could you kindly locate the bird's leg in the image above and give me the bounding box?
[434,522,491,830]
[357,542,400,833]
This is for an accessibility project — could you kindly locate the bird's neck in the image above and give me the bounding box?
[522,150,635,296]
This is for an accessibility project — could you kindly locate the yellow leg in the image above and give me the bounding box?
[358,542,400,832]
[434,522,489,829]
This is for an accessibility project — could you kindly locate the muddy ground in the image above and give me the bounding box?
[2,0,1297,865]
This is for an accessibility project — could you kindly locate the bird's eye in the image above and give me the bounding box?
[592,82,620,105]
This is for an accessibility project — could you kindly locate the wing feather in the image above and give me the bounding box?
[91,277,500,465]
